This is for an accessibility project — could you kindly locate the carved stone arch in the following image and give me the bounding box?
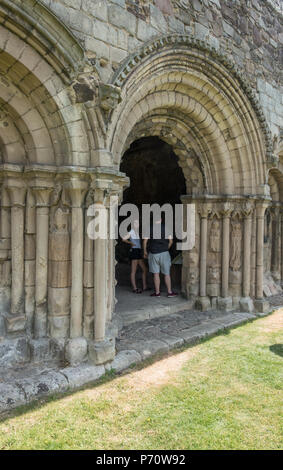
[108,34,273,196]
[0,0,94,166]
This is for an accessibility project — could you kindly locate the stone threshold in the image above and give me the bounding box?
[0,307,280,415]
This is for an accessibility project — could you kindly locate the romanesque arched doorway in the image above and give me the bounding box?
[108,36,275,316]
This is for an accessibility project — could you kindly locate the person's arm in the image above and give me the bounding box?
[122,232,134,247]
[143,238,149,258]
[168,235,173,249]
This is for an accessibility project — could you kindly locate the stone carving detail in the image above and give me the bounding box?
[99,84,122,114]
[111,34,273,160]
[230,220,242,272]
[209,219,220,253]
[49,208,71,288]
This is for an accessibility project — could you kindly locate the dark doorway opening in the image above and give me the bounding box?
[116,136,186,292]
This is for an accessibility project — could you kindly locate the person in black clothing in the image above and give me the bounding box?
[143,216,178,298]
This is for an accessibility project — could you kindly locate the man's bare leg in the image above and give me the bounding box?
[164,274,172,294]
[153,273,160,294]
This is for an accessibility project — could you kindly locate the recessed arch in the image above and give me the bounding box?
[108,36,271,196]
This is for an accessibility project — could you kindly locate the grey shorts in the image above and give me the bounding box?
[148,251,171,275]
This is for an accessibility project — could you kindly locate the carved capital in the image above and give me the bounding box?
[99,83,121,115]
[198,205,211,219]
[220,202,232,218]
[256,200,271,218]
[64,178,89,208]
[242,201,254,218]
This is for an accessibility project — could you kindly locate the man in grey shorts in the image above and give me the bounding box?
[143,217,178,298]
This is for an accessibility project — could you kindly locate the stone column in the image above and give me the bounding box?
[83,189,94,340]
[254,200,270,313]
[250,212,257,298]
[64,177,88,365]
[26,168,55,339]
[239,202,254,312]
[5,175,27,332]
[34,187,53,337]
[281,209,283,287]
[24,189,36,336]
[89,177,116,365]
[0,185,11,319]
[242,205,253,297]
[196,205,211,310]
[221,203,231,298]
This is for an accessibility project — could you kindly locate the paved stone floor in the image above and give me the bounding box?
[116,285,194,326]
[1,295,283,414]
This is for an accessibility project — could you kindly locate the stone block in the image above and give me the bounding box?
[254,299,270,315]
[61,364,105,389]
[0,286,10,313]
[105,349,141,373]
[109,5,136,36]
[195,296,211,311]
[65,337,88,366]
[30,338,50,363]
[0,337,30,367]
[48,287,70,316]
[82,0,108,21]
[4,313,26,333]
[0,314,6,338]
[49,315,69,339]
[0,383,26,412]
[218,297,233,311]
[195,23,209,40]
[239,297,254,313]
[17,371,68,403]
[89,338,116,365]
[149,4,167,33]
[49,261,71,288]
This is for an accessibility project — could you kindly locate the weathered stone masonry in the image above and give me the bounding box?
[0,0,282,368]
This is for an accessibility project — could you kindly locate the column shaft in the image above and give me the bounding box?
[70,206,84,338]
[243,216,252,297]
[34,205,50,337]
[94,238,107,341]
[199,215,208,297]
[10,203,25,314]
[222,216,230,298]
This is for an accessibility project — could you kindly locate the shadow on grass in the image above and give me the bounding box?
[269,344,283,357]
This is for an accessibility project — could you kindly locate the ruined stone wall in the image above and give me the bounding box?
[41,0,283,139]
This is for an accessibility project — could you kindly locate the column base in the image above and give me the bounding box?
[239,297,254,313]
[89,338,116,365]
[4,313,26,333]
[218,297,233,311]
[65,337,88,366]
[195,296,211,311]
[254,299,270,316]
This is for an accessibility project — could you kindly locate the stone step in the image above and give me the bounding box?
[118,298,194,327]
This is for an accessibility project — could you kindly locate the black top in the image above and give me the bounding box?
[148,223,171,254]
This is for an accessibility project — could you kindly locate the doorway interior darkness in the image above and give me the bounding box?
[115,136,186,291]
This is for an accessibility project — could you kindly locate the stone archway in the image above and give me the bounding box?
[106,35,277,314]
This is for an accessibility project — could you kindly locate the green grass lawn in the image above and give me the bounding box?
[0,309,282,450]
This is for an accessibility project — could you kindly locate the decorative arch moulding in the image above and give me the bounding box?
[110,33,276,167]
[0,0,85,83]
